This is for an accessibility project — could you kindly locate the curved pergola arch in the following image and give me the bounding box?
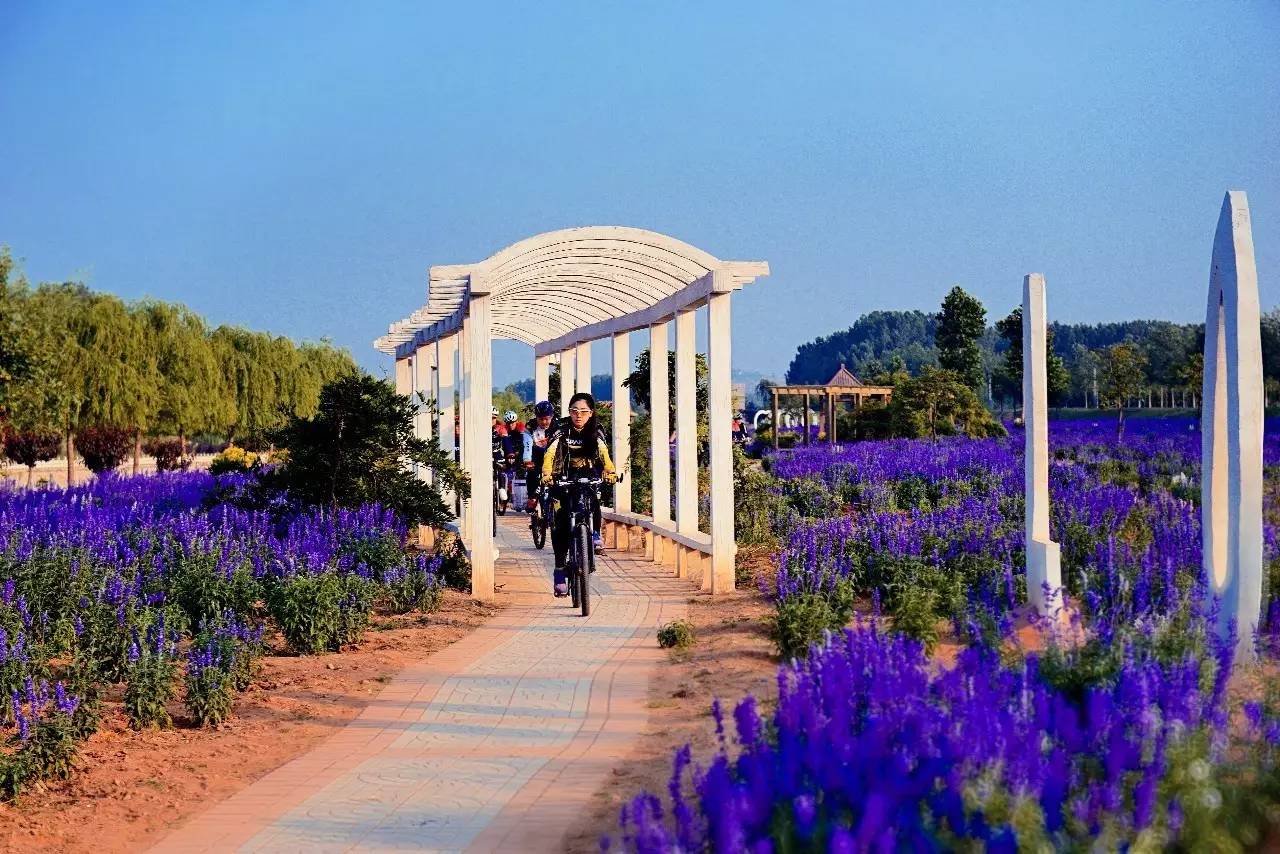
[377,226,769,604]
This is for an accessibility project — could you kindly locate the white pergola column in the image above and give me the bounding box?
[438,335,457,511]
[611,331,632,513]
[459,314,472,545]
[649,321,671,525]
[1203,190,1263,660]
[706,287,735,592]
[415,342,435,482]
[560,348,576,414]
[575,340,592,395]
[395,357,412,397]
[534,353,551,404]
[467,292,495,602]
[674,307,698,536]
[1023,274,1062,615]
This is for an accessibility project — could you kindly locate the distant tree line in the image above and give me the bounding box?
[0,246,357,482]
[784,286,1280,413]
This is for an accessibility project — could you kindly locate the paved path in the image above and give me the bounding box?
[153,514,691,853]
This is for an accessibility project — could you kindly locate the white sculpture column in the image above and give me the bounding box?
[1023,273,1062,615]
[534,353,551,404]
[675,307,698,537]
[467,289,495,602]
[1203,190,1264,659]
[649,321,672,525]
[611,331,632,513]
[560,348,576,415]
[706,281,736,592]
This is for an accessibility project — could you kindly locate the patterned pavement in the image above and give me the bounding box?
[152,514,690,853]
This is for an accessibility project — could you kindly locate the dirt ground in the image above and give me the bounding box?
[565,548,782,852]
[0,590,499,854]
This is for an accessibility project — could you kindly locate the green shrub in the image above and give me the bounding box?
[382,556,444,615]
[184,662,234,727]
[267,572,374,654]
[772,578,857,659]
[167,550,260,628]
[0,708,80,800]
[888,584,940,653]
[123,627,180,729]
[657,619,696,651]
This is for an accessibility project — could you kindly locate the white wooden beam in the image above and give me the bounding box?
[612,331,632,514]
[649,321,671,526]
[675,306,698,536]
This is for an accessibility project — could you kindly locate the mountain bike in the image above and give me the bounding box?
[557,476,602,617]
[529,482,552,550]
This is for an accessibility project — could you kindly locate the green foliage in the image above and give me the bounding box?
[785,310,939,384]
[994,306,1069,405]
[772,578,858,659]
[624,348,708,417]
[184,663,234,728]
[656,619,696,651]
[0,709,80,801]
[167,551,261,630]
[888,366,1007,440]
[734,445,782,546]
[266,572,373,654]
[74,425,135,474]
[268,373,469,528]
[936,286,987,391]
[1098,342,1149,437]
[124,642,179,730]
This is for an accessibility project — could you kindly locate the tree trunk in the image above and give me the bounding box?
[1117,408,1126,440]
[26,466,33,489]
[133,431,142,476]
[65,429,75,487]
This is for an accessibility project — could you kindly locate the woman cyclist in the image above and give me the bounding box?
[540,393,616,596]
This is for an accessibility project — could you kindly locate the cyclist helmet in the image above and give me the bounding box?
[491,406,499,418]
[503,410,518,424]
[533,400,555,418]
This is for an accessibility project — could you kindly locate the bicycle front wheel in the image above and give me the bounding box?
[575,523,592,617]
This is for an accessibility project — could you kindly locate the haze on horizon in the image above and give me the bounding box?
[2,2,1277,388]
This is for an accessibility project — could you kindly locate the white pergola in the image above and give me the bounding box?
[375,226,769,601]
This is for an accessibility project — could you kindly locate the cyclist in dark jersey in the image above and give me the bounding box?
[540,393,616,596]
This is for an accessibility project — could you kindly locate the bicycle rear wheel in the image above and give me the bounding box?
[531,511,546,549]
[575,523,592,617]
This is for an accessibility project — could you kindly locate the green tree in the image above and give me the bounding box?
[623,348,708,416]
[995,307,1069,406]
[888,366,1006,440]
[135,301,220,464]
[0,248,34,416]
[1097,342,1149,438]
[935,286,986,391]
[268,374,469,528]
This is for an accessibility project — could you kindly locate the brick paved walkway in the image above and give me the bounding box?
[152,514,690,853]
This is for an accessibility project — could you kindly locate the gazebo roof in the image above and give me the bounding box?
[374,226,769,358]
[826,363,862,387]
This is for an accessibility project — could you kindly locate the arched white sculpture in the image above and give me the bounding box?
[1203,191,1264,659]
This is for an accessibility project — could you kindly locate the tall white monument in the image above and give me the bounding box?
[1024,273,1063,615]
[1202,190,1264,659]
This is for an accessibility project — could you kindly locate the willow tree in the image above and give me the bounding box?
[135,301,221,464]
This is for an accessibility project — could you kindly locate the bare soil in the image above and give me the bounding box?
[0,590,499,853]
[565,547,782,852]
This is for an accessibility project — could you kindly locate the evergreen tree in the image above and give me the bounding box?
[935,286,986,391]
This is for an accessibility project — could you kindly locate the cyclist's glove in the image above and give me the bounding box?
[603,471,618,485]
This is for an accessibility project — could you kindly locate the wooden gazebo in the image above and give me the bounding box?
[770,364,893,448]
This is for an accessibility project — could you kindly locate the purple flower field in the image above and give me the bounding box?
[0,471,440,794]
[616,416,1280,851]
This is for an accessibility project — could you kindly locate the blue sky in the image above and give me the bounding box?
[2,2,1277,388]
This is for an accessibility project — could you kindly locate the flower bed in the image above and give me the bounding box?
[614,416,1280,851]
[0,471,445,798]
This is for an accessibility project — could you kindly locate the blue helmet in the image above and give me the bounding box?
[533,400,556,418]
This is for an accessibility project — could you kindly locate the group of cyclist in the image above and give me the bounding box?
[490,393,616,598]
